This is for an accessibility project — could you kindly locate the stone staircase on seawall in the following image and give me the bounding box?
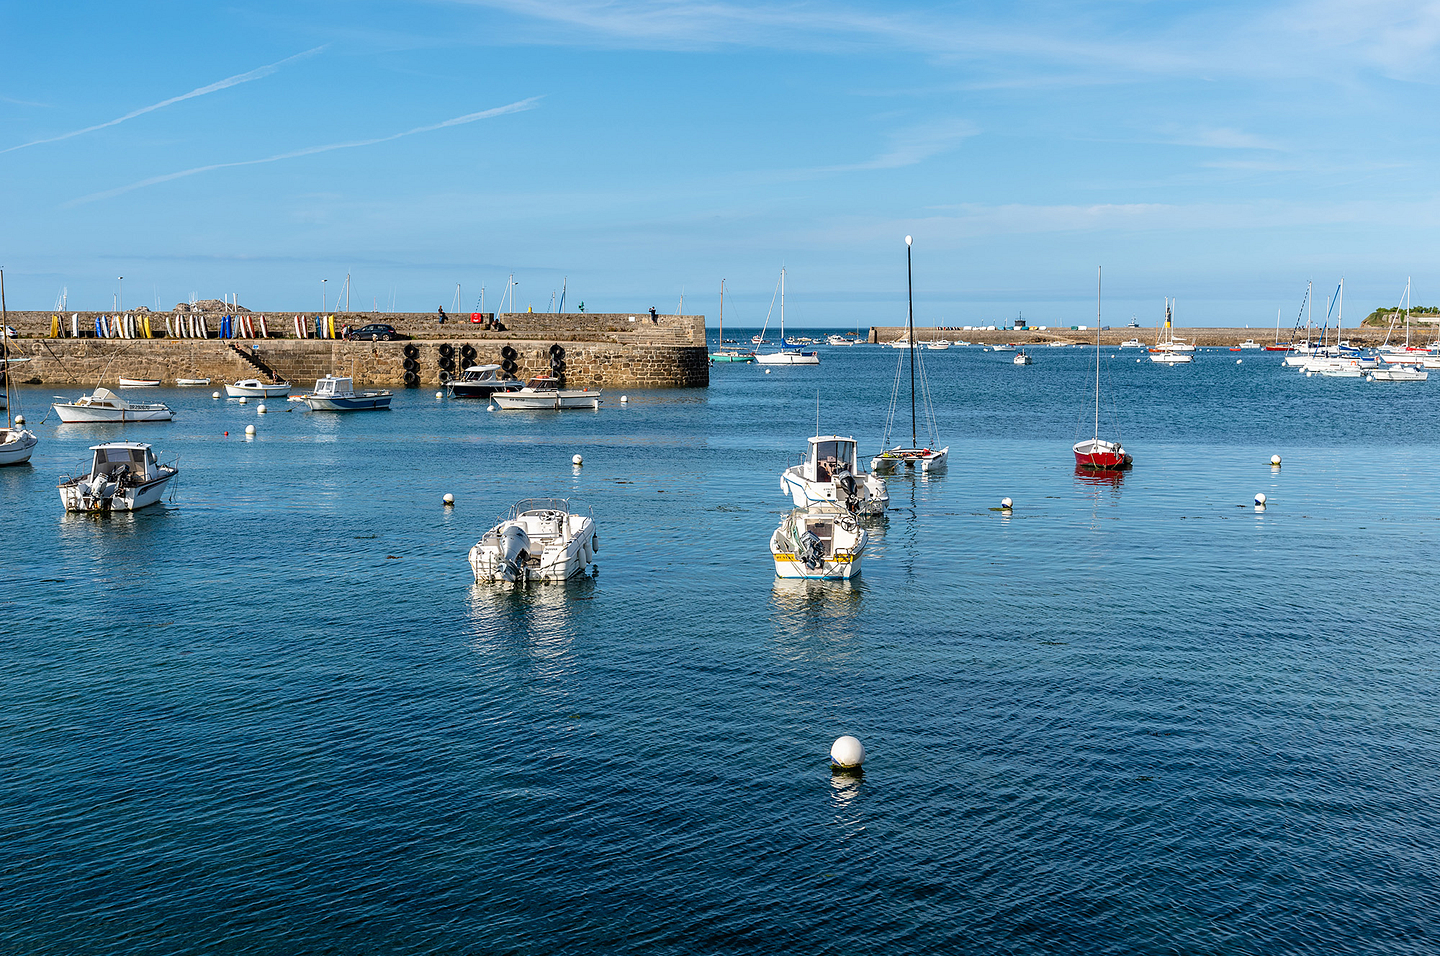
[228,342,285,383]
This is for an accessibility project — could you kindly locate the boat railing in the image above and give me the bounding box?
[507,497,589,520]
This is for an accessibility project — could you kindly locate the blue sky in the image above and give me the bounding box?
[3,1,1438,328]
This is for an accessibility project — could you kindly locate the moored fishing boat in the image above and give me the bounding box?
[491,376,601,409]
[292,375,392,411]
[468,497,597,583]
[781,435,888,515]
[770,504,867,579]
[226,378,291,397]
[57,441,177,512]
[176,378,211,387]
[53,387,173,423]
[446,365,522,399]
[117,377,160,387]
[1013,350,1032,365]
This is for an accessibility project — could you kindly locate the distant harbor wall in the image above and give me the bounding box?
[1,311,708,389]
[868,326,1405,348]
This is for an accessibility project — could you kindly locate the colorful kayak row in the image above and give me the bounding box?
[293,314,343,339]
[47,313,157,339]
[44,313,349,340]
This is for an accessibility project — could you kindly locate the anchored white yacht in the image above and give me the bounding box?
[53,387,173,423]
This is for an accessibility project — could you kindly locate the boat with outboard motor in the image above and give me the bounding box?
[446,364,522,399]
[1013,350,1032,365]
[53,387,174,423]
[770,503,868,579]
[872,236,949,474]
[291,375,392,411]
[226,378,291,397]
[57,441,177,512]
[468,497,598,584]
[491,376,601,410]
[781,435,888,516]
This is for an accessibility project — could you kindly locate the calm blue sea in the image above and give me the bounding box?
[3,334,1439,955]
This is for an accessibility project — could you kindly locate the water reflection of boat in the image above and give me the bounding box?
[1073,464,1127,486]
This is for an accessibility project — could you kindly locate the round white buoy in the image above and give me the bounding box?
[620,395,628,404]
[13,415,23,425]
[257,403,267,414]
[238,396,248,405]
[443,493,455,506]
[1001,497,1013,510]
[765,369,772,374]
[436,391,444,400]
[1255,492,1267,506]
[245,424,255,436]
[1271,455,1282,466]
[830,735,866,770]
[488,404,497,411]
[212,391,221,399]
[573,454,583,466]
[1136,358,1141,363]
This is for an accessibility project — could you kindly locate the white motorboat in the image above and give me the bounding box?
[872,236,949,474]
[1013,350,1033,365]
[1239,340,1262,349]
[781,435,888,516]
[468,497,597,584]
[176,378,211,387]
[753,269,821,365]
[989,344,1016,352]
[491,376,601,410]
[57,442,177,512]
[446,364,522,399]
[1150,350,1193,364]
[117,377,160,387]
[226,378,291,397]
[770,504,867,579]
[1119,338,1145,348]
[53,387,174,423]
[1368,365,1428,382]
[826,334,856,347]
[291,375,392,411]
[889,337,912,349]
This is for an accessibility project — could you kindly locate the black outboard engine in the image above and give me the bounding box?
[836,471,860,512]
[798,530,824,569]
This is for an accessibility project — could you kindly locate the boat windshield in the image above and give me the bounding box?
[508,497,586,520]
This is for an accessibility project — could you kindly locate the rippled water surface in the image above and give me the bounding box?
[3,339,1439,954]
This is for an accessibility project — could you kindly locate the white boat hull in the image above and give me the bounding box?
[58,470,175,512]
[0,428,38,466]
[780,468,888,514]
[226,381,292,397]
[298,393,393,411]
[1150,352,1193,364]
[770,507,867,580]
[53,403,173,423]
[1368,367,1429,381]
[492,390,601,409]
[871,446,949,474]
[754,350,820,365]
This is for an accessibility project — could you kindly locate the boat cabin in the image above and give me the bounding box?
[525,376,562,390]
[459,365,506,382]
[804,436,860,483]
[87,442,161,482]
[312,375,356,398]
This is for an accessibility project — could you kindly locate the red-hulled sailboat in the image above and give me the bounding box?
[1073,266,1133,470]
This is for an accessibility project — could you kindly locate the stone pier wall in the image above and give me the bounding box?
[2,338,709,389]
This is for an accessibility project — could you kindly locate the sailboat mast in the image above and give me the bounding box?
[780,268,786,345]
[719,279,724,346]
[1095,267,1102,440]
[906,235,916,448]
[1,268,9,429]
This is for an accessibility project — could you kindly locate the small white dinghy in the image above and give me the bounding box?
[176,378,211,387]
[117,377,161,387]
[58,442,177,512]
[226,378,291,397]
[770,504,867,580]
[781,435,888,515]
[469,497,598,584]
[53,387,173,423]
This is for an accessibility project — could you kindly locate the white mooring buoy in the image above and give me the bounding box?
[443,493,455,506]
[1237,358,1243,364]
[765,369,772,374]
[244,424,255,436]
[212,391,221,399]
[13,415,23,426]
[620,395,628,404]
[257,403,267,414]
[1001,497,1013,510]
[488,404,497,411]
[572,454,583,466]
[436,391,444,400]
[830,735,866,771]
[1255,492,1267,507]
[1271,455,1282,467]
[238,396,248,405]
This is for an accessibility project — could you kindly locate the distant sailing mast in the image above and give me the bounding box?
[1072,266,1132,471]
[871,235,948,473]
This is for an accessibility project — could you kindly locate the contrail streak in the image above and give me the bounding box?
[64,98,541,207]
[2,45,328,154]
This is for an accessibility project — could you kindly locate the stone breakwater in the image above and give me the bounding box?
[1,312,709,389]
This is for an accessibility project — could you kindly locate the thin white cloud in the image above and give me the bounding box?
[1166,127,1284,151]
[824,119,978,172]
[2,46,328,155]
[64,97,542,207]
[0,94,51,108]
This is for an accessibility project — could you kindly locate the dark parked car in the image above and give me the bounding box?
[344,323,403,341]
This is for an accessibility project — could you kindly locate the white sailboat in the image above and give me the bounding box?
[872,236,949,474]
[754,269,820,365]
[0,271,38,465]
[1149,298,1193,364]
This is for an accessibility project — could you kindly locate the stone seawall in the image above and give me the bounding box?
[3,338,709,389]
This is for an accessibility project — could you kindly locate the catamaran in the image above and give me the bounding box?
[872,236,948,474]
